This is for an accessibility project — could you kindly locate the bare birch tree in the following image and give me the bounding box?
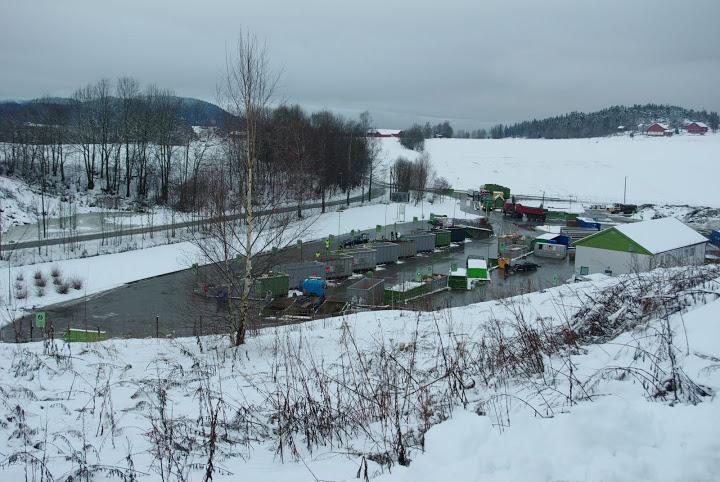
[220,30,280,346]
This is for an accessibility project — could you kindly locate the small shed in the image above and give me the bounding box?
[534,234,568,259]
[347,277,385,305]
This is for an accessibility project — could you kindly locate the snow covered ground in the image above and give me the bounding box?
[1,265,718,481]
[0,197,465,324]
[379,134,720,206]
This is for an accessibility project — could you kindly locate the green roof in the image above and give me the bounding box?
[572,227,652,255]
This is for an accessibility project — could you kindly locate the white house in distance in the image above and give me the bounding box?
[573,217,707,276]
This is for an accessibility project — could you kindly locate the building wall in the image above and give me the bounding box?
[651,243,706,268]
[575,246,651,275]
[576,243,706,276]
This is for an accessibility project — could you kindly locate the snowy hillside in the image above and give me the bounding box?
[379,134,720,206]
[1,265,719,481]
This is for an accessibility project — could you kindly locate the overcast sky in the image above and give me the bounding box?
[1,0,718,129]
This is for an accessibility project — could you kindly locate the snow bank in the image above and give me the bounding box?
[381,400,720,482]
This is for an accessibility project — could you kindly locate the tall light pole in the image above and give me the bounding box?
[623,176,627,204]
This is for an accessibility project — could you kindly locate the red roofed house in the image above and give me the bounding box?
[646,122,669,136]
[686,122,709,135]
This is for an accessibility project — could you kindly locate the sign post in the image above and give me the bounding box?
[35,312,46,329]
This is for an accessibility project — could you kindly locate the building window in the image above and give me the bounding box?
[580,266,589,275]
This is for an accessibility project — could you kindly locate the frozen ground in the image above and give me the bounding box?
[0,197,465,325]
[379,134,720,206]
[0,265,718,481]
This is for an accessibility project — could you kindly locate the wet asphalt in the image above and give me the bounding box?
[2,208,575,342]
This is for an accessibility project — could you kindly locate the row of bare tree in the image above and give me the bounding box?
[0,84,380,213]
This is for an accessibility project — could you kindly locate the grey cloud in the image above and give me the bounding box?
[1,0,718,129]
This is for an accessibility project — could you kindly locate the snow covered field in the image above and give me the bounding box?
[0,197,463,324]
[379,134,720,206]
[1,266,718,481]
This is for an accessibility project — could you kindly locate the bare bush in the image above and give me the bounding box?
[71,278,83,290]
[34,275,47,287]
[51,265,61,278]
[36,287,45,297]
[55,282,70,294]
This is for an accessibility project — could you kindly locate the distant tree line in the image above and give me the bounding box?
[489,104,719,139]
[0,78,378,214]
[395,104,720,148]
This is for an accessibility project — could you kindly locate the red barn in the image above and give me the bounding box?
[646,122,669,136]
[686,122,709,135]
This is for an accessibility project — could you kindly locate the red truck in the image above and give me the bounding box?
[502,200,547,222]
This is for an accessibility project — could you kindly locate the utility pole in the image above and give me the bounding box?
[623,176,627,204]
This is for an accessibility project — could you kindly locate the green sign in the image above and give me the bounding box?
[427,266,433,275]
[35,312,46,329]
[415,271,422,282]
[325,239,331,248]
[191,263,199,275]
[450,262,458,271]
[376,224,382,233]
[413,216,419,223]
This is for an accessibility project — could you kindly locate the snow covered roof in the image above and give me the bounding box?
[467,258,487,269]
[614,217,707,254]
[535,233,559,241]
[688,121,708,128]
[648,122,670,130]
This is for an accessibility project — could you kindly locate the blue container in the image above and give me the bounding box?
[556,234,572,246]
[302,277,326,297]
[576,217,601,230]
[711,229,720,247]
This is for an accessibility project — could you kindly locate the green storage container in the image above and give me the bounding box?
[384,281,428,304]
[434,229,451,247]
[466,258,488,279]
[64,328,108,343]
[255,272,290,298]
[448,275,467,290]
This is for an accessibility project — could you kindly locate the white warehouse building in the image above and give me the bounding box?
[573,217,707,276]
